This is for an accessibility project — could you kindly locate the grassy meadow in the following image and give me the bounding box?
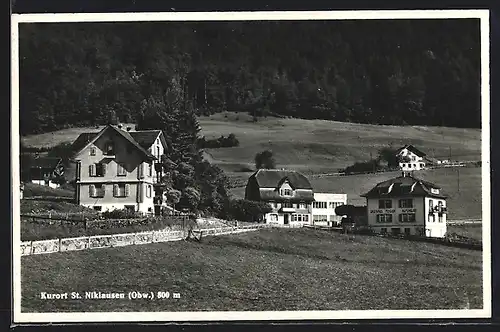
[21,228,483,312]
[20,112,482,220]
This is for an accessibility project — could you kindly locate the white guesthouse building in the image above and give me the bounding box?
[361,173,448,238]
[245,169,315,226]
[396,145,427,171]
[311,193,347,227]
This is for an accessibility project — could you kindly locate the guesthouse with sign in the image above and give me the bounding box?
[360,172,448,238]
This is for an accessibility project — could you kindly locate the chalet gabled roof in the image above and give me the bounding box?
[397,144,427,157]
[361,175,447,199]
[71,125,156,161]
[250,169,313,190]
[29,157,63,170]
[129,130,167,150]
[259,189,315,202]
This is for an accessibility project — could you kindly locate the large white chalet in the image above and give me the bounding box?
[396,145,427,171]
[361,173,448,238]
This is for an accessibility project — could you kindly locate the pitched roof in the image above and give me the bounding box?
[71,125,156,161]
[29,157,62,170]
[71,132,98,154]
[361,175,447,199]
[250,169,313,189]
[259,189,315,202]
[129,130,163,150]
[397,144,426,157]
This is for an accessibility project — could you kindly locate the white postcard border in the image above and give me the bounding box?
[11,9,492,323]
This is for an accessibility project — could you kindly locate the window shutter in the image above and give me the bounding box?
[76,162,81,181]
[89,164,94,177]
[102,163,107,176]
[113,184,118,197]
[137,184,143,203]
[89,184,95,197]
[101,184,106,197]
[125,184,130,197]
[137,163,143,179]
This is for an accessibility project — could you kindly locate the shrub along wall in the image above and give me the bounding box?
[20,215,194,242]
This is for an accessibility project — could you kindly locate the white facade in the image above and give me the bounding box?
[397,148,426,171]
[366,194,447,238]
[31,179,60,189]
[263,181,312,226]
[311,193,347,227]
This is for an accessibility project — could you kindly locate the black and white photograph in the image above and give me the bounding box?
[11,9,491,323]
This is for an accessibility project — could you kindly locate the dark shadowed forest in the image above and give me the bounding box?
[19,19,481,135]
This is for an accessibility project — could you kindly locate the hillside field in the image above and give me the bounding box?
[21,228,482,312]
[20,113,482,220]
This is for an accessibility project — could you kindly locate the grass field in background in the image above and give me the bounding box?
[20,113,482,220]
[21,228,482,312]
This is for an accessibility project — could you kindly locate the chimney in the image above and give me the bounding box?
[126,126,132,132]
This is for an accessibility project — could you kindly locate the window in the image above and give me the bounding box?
[89,163,106,177]
[420,163,424,168]
[404,228,411,236]
[428,214,435,223]
[313,201,327,209]
[148,207,152,212]
[380,227,387,234]
[391,228,401,235]
[280,189,293,196]
[411,156,416,161]
[89,184,105,198]
[429,199,434,210]
[117,163,127,176]
[148,163,153,177]
[399,199,413,208]
[270,214,278,222]
[328,202,343,209]
[104,141,115,155]
[400,186,411,194]
[438,214,443,223]
[113,183,129,197]
[90,146,96,156]
[292,203,297,208]
[399,213,416,223]
[303,215,309,222]
[378,199,392,209]
[93,206,102,211]
[282,202,292,208]
[146,185,152,198]
[313,215,328,222]
[299,202,307,209]
[376,214,393,223]
[156,146,160,158]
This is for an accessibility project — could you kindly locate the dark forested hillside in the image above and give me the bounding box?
[18,19,481,135]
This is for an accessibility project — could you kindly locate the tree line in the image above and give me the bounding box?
[19,19,481,136]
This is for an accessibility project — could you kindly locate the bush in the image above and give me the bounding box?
[101,208,143,219]
[197,133,240,149]
[255,150,276,169]
[224,199,272,223]
[343,160,380,175]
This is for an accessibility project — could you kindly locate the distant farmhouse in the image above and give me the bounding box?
[396,144,427,171]
[245,169,346,226]
[28,156,65,189]
[70,124,168,214]
[361,173,448,238]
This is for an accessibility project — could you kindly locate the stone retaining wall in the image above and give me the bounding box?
[20,224,271,256]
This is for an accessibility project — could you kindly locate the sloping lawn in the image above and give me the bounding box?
[21,228,482,312]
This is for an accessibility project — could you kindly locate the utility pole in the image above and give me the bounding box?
[457,167,460,193]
